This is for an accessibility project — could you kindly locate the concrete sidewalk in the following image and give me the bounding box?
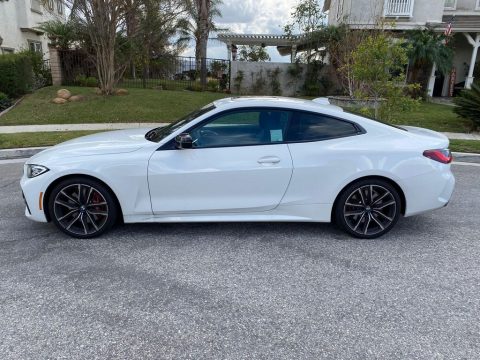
[1,123,479,140]
[0,123,167,134]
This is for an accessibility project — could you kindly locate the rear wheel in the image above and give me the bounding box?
[334,179,401,239]
[48,177,118,238]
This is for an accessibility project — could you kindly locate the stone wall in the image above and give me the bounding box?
[230,61,342,97]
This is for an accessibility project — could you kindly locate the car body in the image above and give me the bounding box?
[20,96,455,238]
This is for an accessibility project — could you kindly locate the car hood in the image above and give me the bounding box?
[27,128,155,163]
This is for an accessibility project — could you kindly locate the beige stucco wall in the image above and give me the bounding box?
[328,0,446,28]
[0,0,66,60]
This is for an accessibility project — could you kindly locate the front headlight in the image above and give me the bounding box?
[25,164,49,178]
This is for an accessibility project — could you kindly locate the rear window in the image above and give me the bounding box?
[286,112,359,142]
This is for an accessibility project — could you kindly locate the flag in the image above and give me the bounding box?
[444,17,454,37]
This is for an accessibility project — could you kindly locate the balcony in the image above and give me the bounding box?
[384,0,414,17]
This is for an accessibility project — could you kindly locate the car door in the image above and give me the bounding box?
[148,108,294,214]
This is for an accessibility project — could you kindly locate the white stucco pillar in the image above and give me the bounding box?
[291,45,297,63]
[464,33,480,89]
[427,62,437,97]
[227,44,232,61]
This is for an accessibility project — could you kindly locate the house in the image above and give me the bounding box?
[323,0,480,96]
[0,0,66,60]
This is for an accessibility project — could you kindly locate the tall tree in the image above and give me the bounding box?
[68,0,127,94]
[284,0,325,63]
[195,0,210,89]
[238,45,271,62]
[179,0,225,74]
[405,27,454,92]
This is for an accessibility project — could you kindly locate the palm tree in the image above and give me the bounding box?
[35,20,78,49]
[178,0,226,86]
[405,27,454,91]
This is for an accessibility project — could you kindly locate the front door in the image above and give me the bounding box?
[148,108,293,214]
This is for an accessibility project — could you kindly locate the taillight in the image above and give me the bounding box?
[423,149,452,164]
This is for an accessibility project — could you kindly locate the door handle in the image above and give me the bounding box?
[257,156,281,165]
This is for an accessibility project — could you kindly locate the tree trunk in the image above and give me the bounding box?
[196,0,210,90]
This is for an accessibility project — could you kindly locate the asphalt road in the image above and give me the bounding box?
[1,161,479,360]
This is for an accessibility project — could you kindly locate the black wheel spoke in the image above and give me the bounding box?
[373,201,396,210]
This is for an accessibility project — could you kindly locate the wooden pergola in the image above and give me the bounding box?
[217,33,310,63]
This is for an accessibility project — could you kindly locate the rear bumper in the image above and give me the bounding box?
[403,166,455,217]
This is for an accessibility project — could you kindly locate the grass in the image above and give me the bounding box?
[0,131,101,149]
[449,140,480,154]
[347,102,473,133]
[0,86,227,125]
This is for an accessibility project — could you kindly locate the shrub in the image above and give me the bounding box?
[207,79,219,92]
[453,83,480,130]
[0,53,34,98]
[0,92,13,112]
[22,50,52,89]
[75,74,98,87]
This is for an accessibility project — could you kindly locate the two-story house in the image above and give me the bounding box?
[323,0,480,97]
[0,0,66,60]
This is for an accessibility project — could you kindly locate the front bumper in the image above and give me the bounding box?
[20,173,50,223]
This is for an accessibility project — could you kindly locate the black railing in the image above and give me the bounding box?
[58,50,230,91]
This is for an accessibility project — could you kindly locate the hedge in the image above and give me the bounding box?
[0,52,34,98]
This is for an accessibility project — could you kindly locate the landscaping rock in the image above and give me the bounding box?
[115,88,129,96]
[52,97,68,104]
[56,89,71,99]
[69,95,85,102]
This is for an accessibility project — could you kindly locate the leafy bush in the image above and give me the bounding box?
[0,92,13,112]
[0,53,34,98]
[453,83,480,130]
[207,79,219,92]
[22,50,52,89]
[75,74,98,87]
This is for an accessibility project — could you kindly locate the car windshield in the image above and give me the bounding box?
[145,103,216,142]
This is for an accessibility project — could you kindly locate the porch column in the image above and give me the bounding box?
[48,45,63,86]
[227,43,232,61]
[427,62,437,97]
[463,33,480,89]
[291,44,297,63]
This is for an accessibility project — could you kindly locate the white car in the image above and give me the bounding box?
[20,97,455,239]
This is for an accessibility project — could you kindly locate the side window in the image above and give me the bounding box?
[286,112,359,142]
[191,109,290,148]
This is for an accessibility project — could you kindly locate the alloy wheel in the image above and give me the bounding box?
[53,183,109,236]
[343,184,397,237]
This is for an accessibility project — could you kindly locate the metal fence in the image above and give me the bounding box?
[58,50,230,92]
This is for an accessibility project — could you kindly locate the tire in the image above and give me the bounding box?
[334,178,401,239]
[48,177,118,239]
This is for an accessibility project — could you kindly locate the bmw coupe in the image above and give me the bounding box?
[20,97,455,239]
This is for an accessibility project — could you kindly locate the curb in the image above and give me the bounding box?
[0,147,47,160]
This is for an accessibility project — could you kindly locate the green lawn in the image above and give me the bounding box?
[449,140,480,154]
[346,102,473,133]
[389,102,473,133]
[0,86,227,125]
[0,131,101,149]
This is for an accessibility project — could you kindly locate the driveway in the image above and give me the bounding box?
[0,161,479,359]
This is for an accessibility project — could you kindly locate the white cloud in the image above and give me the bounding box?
[181,0,306,62]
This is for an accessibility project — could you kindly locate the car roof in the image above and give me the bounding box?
[212,96,344,113]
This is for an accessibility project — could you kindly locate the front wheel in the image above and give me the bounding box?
[48,177,118,238]
[334,179,401,239]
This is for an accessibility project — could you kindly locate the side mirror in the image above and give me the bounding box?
[175,133,193,149]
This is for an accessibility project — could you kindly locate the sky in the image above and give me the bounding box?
[180,0,305,62]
